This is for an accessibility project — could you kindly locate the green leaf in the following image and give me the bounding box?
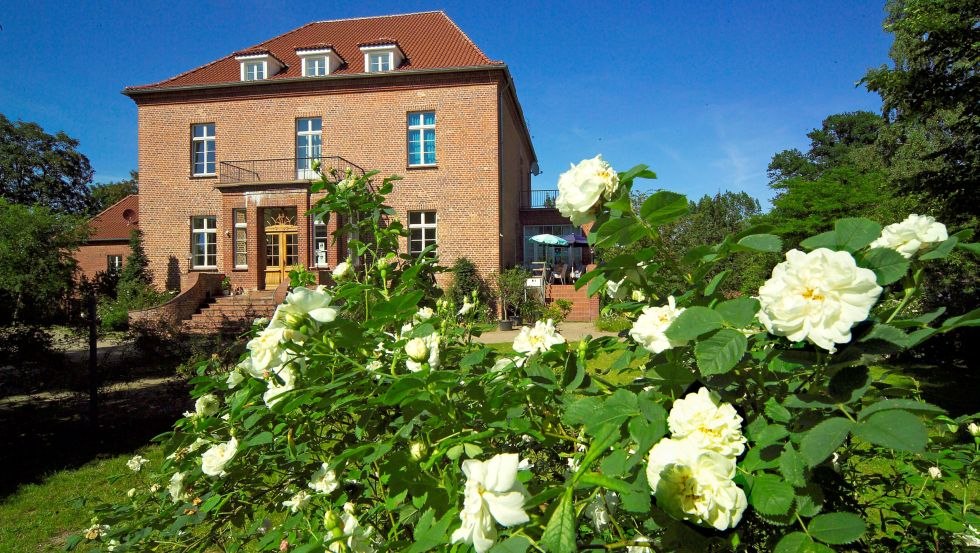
[773,532,834,553]
[800,417,854,467]
[857,399,945,420]
[243,431,274,448]
[859,324,910,348]
[540,487,577,553]
[779,444,806,488]
[957,241,980,255]
[736,234,783,252]
[749,474,795,516]
[644,363,696,396]
[382,376,426,405]
[853,409,926,452]
[694,329,747,376]
[459,348,488,368]
[765,398,792,424]
[919,236,958,260]
[489,536,531,553]
[941,307,980,330]
[703,270,728,296]
[618,164,657,184]
[639,191,688,227]
[857,247,910,285]
[834,218,881,252]
[807,512,866,545]
[577,472,632,494]
[714,297,760,328]
[799,231,837,251]
[665,306,723,341]
[409,508,456,553]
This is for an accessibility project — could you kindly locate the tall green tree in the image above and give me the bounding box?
[90,170,138,215]
[0,198,88,322]
[862,0,980,222]
[117,229,153,305]
[0,114,94,214]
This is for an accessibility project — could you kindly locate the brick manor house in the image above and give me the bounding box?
[123,11,561,293]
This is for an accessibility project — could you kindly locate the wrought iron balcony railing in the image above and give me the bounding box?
[521,189,559,209]
[219,156,365,185]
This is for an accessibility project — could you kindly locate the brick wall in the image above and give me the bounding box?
[76,242,129,280]
[133,70,532,292]
[546,283,600,322]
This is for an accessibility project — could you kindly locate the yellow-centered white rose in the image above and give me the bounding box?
[201,437,238,477]
[555,155,619,226]
[667,388,746,458]
[512,319,565,356]
[308,462,340,494]
[870,214,948,258]
[629,296,685,354]
[405,333,440,372]
[451,453,530,553]
[646,437,747,531]
[757,248,882,352]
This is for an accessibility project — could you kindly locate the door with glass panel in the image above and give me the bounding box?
[263,208,299,288]
[296,117,322,180]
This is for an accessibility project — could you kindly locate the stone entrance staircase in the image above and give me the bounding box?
[183,290,278,334]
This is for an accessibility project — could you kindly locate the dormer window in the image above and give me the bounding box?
[359,42,405,73]
[234,51,284,82]
[296,46,342,77]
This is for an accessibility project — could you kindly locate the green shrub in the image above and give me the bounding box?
[595,312,632,332]
[541,298,573,324]
[96,298,129,331]
[446,257,491,319]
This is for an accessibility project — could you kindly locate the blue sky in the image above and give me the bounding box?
[0,1,892,206]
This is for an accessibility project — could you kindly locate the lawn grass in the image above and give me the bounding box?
[0,445,163,552]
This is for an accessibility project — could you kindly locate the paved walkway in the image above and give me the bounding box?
[477,321,618,344]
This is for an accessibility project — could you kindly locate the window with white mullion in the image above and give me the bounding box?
[369,52,391,72]
[244,61,265,81]
[191,216,218,269]
[192,123,216,176]
[408,211,437,256]
[313,220,329,267]
[296,117,322,178]
[304,56,328,77]
[407,112,436,166]
[233,209,247,268]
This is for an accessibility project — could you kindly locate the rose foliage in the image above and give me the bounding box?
[76,161,979,552]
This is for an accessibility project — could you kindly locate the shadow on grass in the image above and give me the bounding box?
[0,377,190,499]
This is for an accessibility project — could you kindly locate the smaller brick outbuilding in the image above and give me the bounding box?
[76,195,138,280]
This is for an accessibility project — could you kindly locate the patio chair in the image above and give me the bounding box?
[551,262,567,285]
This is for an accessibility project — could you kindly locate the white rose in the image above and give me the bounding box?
[629,296,685,354]
[273,286,339,325]
[194,393,220,417]
[247,326,289,373]
[870,214,948,258]
[584,491,619,531]
[757,248,882,352]
[332,261,352,281]
[226,369,245,389]
[282,489,312,513]
[406,333,440,372]
[667,387,746,458]
[969,422,980,437]
[631,290,647,302]
[126,487,136,498]
[201,437,238,477]
[458,300,475,316]
[168,471,190,503]
[512,319,566,356]
[308,462,340,494]
[126,454,150,472]
[450,453,530,553]
[555,155,619,226]
[415,306,435,322]
[327,502,377,553]
[253,316,270,327]
[646,437,747,531]
[263,365,296,407]
[928,466,942,479]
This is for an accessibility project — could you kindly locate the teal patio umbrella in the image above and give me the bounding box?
[529,233,569,247]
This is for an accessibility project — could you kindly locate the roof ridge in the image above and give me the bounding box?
[437,11,492,64]
[89,194,138,222]
[309,10,445,25]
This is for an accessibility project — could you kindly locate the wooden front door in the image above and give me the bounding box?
[263,208,299,288]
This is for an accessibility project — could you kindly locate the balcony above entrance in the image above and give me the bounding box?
[219,156,365,186]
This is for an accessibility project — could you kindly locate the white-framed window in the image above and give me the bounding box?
[313,220,328,267]
[408,112,436,166]
[191,216,218,269]
[233,209,247,269]
[304,56,328,76]
[244,60,265,81]
[408,211,437,256]
[296,117,322,179]
[192,123,216,176]
[107,255,123,273]
[368,52,391,72]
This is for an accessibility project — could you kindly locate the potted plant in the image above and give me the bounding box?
[492,267,531,330]
[220,276,232,296]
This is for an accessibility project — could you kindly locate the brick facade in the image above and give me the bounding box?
[76,242,129,281]
[131,70,533,292]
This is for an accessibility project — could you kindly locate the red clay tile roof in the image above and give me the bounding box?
[128,11,499,91]
[87,195,138,241]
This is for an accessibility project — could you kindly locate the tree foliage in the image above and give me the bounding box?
[0,198,88,322]
[0,113,94,214]
[90,170,138,215]
[862,0,980,222]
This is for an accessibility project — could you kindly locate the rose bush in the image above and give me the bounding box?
[75,162,978,552]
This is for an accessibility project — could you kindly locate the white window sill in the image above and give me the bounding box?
[192,173,217,178]
[192,266,218,271]
[408,163,437,168]
[234,266,248,270]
